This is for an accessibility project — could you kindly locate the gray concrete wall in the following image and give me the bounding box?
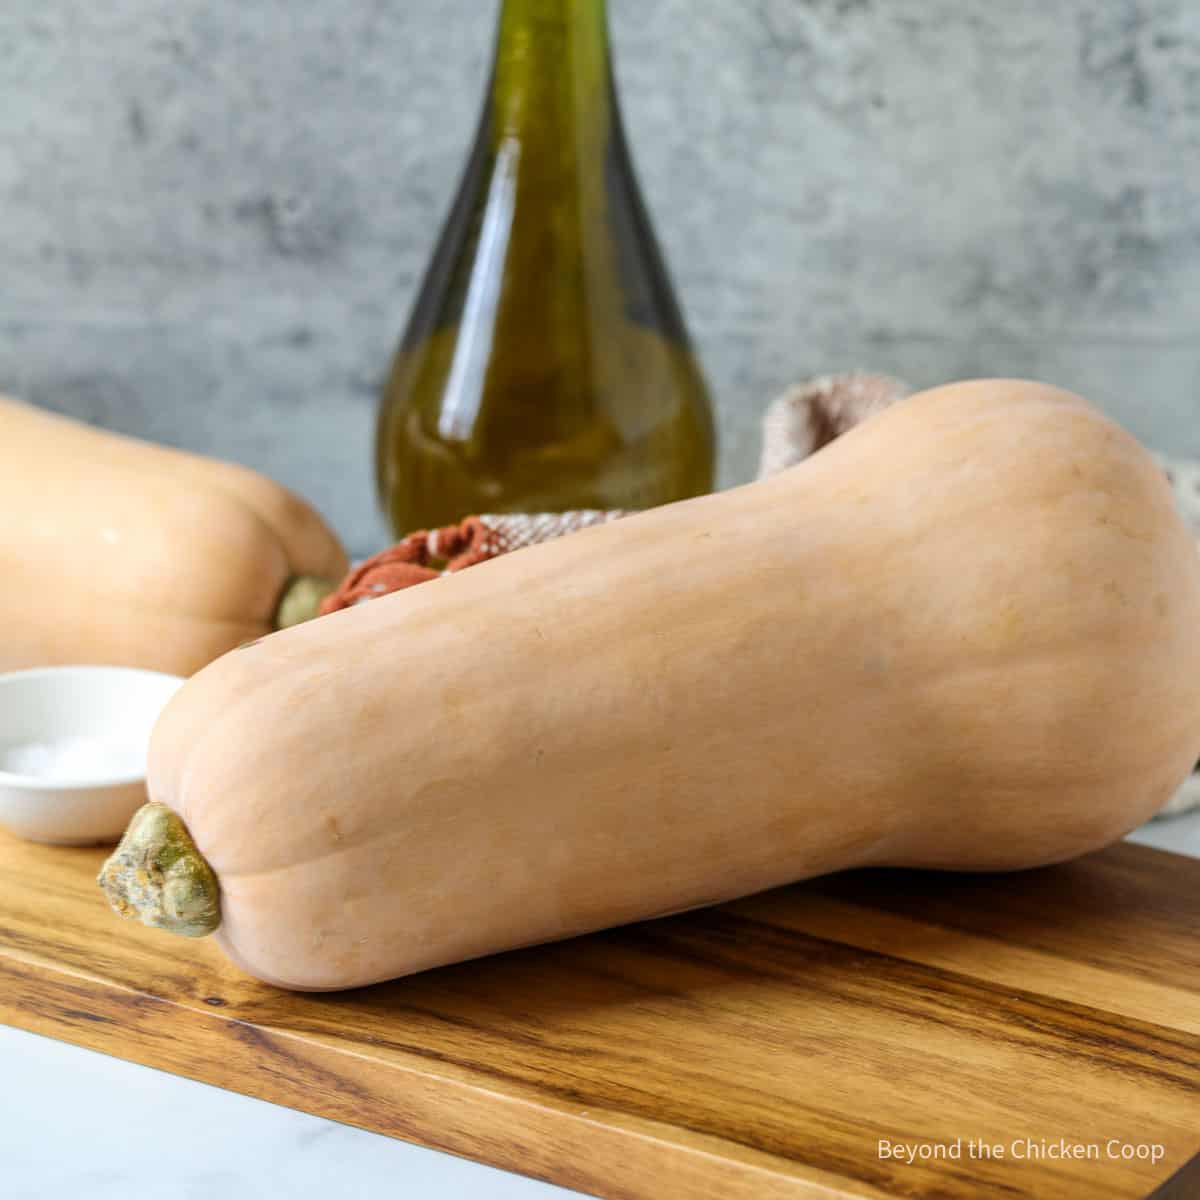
[2,0,1198,555]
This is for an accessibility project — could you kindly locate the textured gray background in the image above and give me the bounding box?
[2,0,1199,555]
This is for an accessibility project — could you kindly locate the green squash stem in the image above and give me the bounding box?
[98,803,220,938]
[274,574,337,629]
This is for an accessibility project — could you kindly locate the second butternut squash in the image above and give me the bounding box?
[0,397,348,676]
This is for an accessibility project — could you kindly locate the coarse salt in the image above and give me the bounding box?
[0,735,147,782]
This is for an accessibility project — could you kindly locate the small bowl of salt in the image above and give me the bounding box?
[0,666,184,845]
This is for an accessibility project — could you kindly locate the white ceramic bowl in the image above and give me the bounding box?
[0,666,184,846]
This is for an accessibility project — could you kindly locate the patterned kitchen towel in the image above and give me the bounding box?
[324,510,628,610]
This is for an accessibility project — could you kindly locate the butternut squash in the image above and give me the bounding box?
[0,397,348,676]
[99,380,1200,991]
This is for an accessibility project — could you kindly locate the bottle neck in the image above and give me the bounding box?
[489,0,614,147]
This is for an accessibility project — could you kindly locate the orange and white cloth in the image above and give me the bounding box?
[323,510,628,611]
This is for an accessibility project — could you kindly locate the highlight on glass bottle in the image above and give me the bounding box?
[376,0,715,535]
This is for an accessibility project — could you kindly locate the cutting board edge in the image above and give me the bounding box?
[0,950,893,1200]
[1149,1150,1200,1200]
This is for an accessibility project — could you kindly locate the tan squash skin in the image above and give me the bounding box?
[0,397,348,676]
[135,380,1200,990]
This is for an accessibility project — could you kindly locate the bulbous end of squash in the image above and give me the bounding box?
[274,574,338,629]
[98,803,220,938]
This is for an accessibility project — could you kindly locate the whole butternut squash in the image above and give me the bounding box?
[0,397,348,676]
[100,381,1200,991]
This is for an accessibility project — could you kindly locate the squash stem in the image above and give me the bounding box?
[274,574,337,629]
[97,803,220,938]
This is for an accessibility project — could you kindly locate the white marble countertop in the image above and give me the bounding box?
[3,809,1198,1200]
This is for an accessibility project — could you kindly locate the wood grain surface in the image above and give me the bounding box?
[0,828,1197,1200]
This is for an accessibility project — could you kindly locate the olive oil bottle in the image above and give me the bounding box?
[376,0,715,534]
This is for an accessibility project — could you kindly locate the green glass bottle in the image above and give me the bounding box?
[376,0,715,535]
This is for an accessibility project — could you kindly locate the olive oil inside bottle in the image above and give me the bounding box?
[376,0,715,533]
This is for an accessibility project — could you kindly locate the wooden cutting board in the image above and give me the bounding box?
[1,829,1197,1200]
